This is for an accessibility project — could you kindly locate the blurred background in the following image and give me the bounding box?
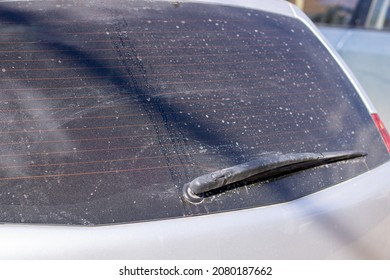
[288,0,390,129]
[288,0,389,28]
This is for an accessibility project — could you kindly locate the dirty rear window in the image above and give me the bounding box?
[0,0,388,225]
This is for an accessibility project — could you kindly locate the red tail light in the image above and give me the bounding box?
[372,113,390,154]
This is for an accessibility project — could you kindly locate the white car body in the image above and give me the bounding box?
[318,0,390,128]
[0,0,389,259]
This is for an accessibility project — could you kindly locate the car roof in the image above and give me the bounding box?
[171,0,377,113]
[173,0,296,18]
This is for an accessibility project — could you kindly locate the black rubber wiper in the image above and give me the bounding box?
[182,150,366,203]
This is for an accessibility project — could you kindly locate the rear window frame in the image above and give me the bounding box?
[0,0,388,226]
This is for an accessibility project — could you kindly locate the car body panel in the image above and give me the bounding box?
[290,4,378,114]
[314,0,390,128]
[319,26,390,128]
[0,0,389,259]
[179,0,295,18]
[1,161,390,259]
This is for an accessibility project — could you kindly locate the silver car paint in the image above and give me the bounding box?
[319,26,390,128]
[0,0,389,259]
[289,4,378,115]
[1,161,390,259]
[316,0,390,127]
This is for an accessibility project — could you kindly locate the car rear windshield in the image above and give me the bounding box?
[0,0,388,225]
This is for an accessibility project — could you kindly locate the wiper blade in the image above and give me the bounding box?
[182,150,366,203]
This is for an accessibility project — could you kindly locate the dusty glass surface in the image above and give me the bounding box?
[0,0,388,225]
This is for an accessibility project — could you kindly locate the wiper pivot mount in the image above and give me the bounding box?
[182,150,366,204]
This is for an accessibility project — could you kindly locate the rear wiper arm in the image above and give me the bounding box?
[182,150,366,203]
